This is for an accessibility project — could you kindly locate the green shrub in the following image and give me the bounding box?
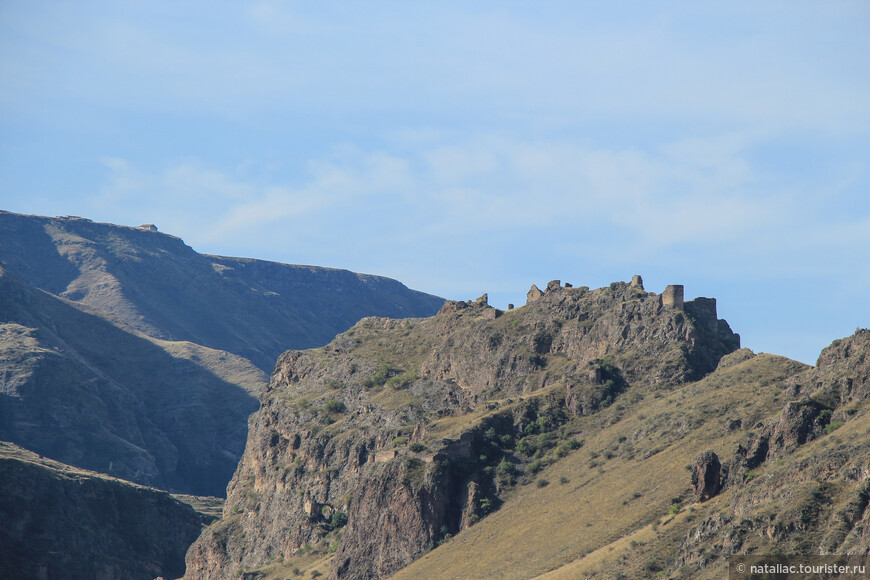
[479,497,495,514]
[536,431,558,450]
[392,436,408,447]
[528,458,547,474]
[386,370,418,389]
[496,458,520,486]
[826,421,844,434]
[409,442,427,453]
[516,436,537,456]
[330,510,348,528]
[536,478,550,488]
[818,408,833,426]
[553,439,582,458]
[362,363,400,389]
[324,398,345,413]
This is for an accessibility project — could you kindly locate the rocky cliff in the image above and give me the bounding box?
[674,329,870,571]
[185,278,741,579]
[0,441,214,580]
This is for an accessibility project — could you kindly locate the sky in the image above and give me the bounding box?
[1,1,868,365]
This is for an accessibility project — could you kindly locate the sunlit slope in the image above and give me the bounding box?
[393,353,808,579]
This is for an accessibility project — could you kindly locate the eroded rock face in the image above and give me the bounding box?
[691,451,722,502]
[728,331,870,484]
[185,281,741,579]
[799,329,870,405]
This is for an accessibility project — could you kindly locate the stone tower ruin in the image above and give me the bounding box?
[662,285,684,309]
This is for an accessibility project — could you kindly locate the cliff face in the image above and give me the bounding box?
[0,442,211,580]
[185,279,740,579]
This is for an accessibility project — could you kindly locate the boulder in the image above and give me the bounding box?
[692,451,722,502]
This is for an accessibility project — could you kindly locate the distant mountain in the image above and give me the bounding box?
[0,265,264,496]
[0,211,443,495]
[0,441,214,580]
[0,211,444,371]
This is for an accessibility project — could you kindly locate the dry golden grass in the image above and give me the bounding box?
[248,551,335,580]
[391,353,804,579]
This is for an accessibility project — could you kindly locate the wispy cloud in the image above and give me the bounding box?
[94,130,866,273]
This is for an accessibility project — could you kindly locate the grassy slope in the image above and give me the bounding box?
[391,353,810,579]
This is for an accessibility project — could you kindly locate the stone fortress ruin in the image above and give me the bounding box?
[443,275,734,350]
[526,275,685,310]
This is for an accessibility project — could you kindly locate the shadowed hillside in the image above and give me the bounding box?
[0,441,217,580]
[0,265,263,496]
[0,211,443,496]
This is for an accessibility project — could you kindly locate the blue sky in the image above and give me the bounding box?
[1,1,868,365]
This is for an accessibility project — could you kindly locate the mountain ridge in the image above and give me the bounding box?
[0,210,444,371]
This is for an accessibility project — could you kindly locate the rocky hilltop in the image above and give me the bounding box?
[185,277,743,579]
[0,211,443,496]
[0,441,214,580]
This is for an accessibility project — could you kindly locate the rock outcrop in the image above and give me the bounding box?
[691,451,722,502]
[185,279,740,579]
